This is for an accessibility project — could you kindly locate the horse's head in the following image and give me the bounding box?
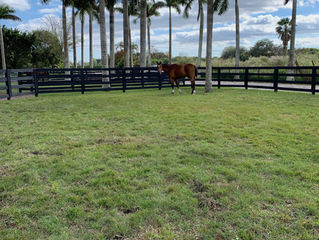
[156,62,162,74]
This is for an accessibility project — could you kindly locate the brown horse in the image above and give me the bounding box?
[157,62,197,94]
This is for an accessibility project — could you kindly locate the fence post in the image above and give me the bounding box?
[158,72,162,90]
[71,69,75,91]
[274,68,279,92]
[244,68,249,90]
[81,69,85,94]
[33,69,39,97]
[18,72,22,93]
[5,69,12,100]
[217,68,221,89]
[122,68,126,92]
[141,69,144,88]
[311,67,316,95]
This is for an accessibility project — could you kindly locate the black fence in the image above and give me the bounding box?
[0,66,318,100]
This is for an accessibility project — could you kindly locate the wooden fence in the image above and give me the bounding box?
[0,66,318,100]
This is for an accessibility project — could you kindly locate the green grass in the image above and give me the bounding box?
[1,88,319,240]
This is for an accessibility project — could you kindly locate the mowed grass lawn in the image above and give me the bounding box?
[1,88,319,240]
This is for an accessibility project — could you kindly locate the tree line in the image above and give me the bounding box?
[0,0,298,93]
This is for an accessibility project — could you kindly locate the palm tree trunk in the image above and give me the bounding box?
[62,0,70,68]
[99,0,109,88]
[288,0,296,68]
[169,6,172,64]
[205,0,214,93]
[147,19,151,67]
[99,0,108,68]
[235,0,240,79]
[283,41,288,56]
[128,19,133,67]
[197,4,204,67]
[123,0,129,67]
[139,0,147,67]
[109,5,115,68]
[89,8,93,68]
[81,14,84,68]
[72,5,77,68]
[0,26,6,70]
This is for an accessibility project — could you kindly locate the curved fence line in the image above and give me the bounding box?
[0,66,318,100]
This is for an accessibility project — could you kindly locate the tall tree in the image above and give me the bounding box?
[205,0,228,92]
[99,0,108,68]
[88,1,98,68]
[75,0,97,68]
[205,0,214,93]
[284,0,297,68]
[163,0,182,64]
[139,0,147,67]
[116,2,138,66]
[183,0,206,67]
[123,0,130,67]
[0,5,21,70]
[235,0,239,70]
[66,0,77,68]
[134,1,165,66]
[276,17,291,56]
[106,0,117,68]
[41,0,70,68]
[75,0,87,68]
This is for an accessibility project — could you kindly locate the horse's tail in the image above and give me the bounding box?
[195,65,198,77]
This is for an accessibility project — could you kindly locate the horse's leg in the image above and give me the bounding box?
[175,79,182,93]
[170,78,175,94]
[191,79,196,95]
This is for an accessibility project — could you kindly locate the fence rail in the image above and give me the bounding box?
[0,66,318,100]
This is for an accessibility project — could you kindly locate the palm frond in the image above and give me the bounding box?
[172,3,181,14]
[0,5,21,21]
[218,0,229,15]
[183,0,194,19]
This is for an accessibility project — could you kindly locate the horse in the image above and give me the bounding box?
[156,62,197,95]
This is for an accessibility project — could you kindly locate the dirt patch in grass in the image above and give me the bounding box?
[191,180,223,212]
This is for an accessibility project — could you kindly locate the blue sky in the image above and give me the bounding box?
[1,0,319,62]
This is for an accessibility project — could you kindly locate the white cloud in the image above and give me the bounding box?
[17,14,60,32]
[0,0,30,11]
[38,6,61,15]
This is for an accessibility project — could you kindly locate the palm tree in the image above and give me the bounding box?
[99,0,108,68]
[139,0,147,67]
[0,5,21,70]
[75,0,88,68]
[65,0,77,68]
[88,2,98,68]
[123,0,129,67]
[117,2,138,67]
[235,0,239,70]
[75,0,97,68]
[134,1,165,66]
[284,0,296,68]
[163,0,182,64]
[183,0,206,67]
[41,0,70,68]
[276,17,291,56]
[106,0,117,68]
[205,0,228,92]
[205,0,214,93]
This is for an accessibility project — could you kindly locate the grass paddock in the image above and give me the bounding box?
[1,88,319,239]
